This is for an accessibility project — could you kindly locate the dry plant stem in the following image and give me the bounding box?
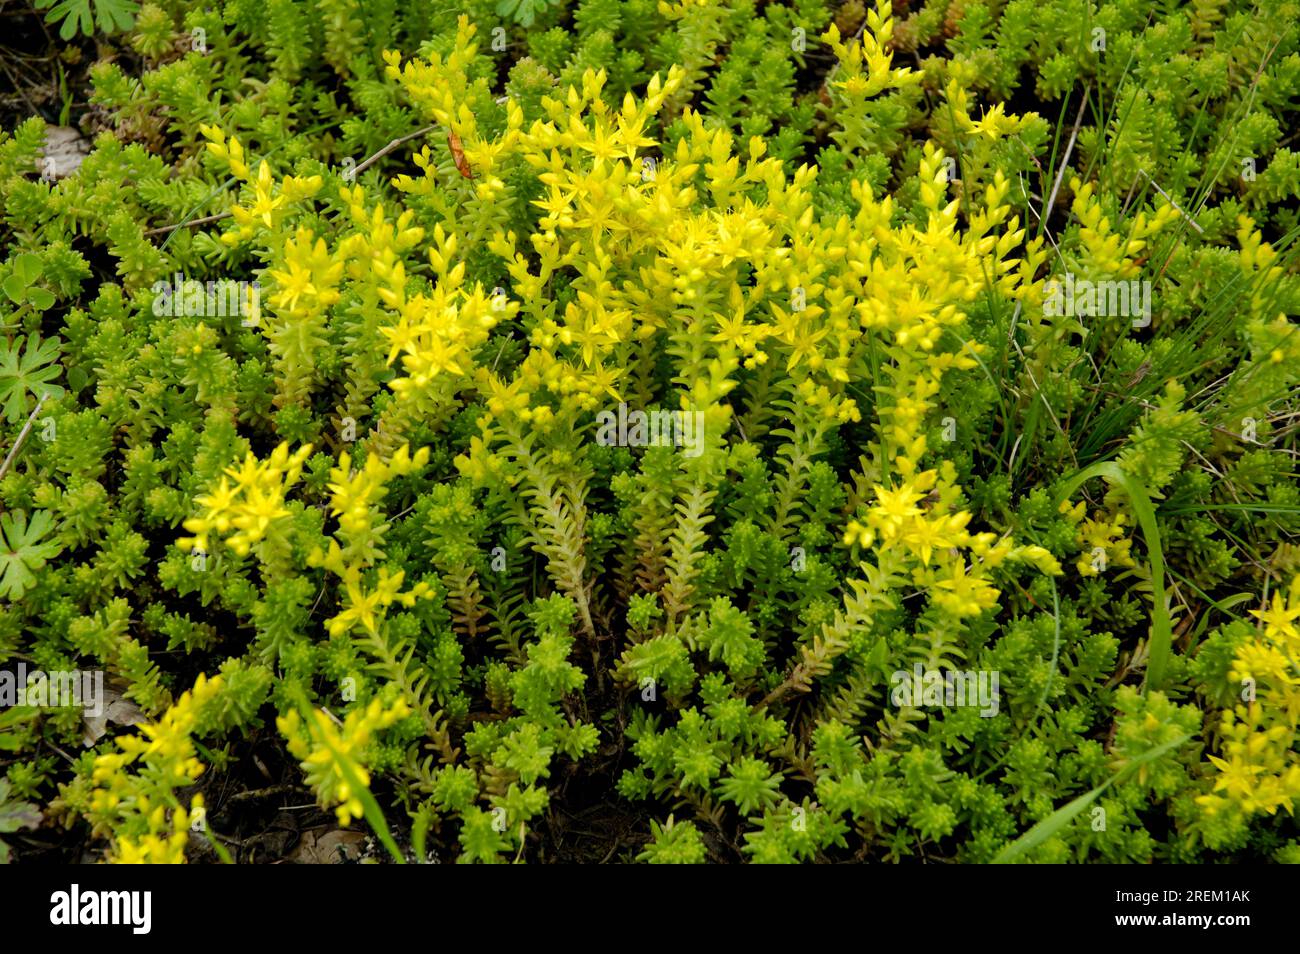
[1042,94,1088,242]
[0,392,47,483]
[143,210,232,237]
[350,124,438,178]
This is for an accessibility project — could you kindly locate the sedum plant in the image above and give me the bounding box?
[0,0,1297,864]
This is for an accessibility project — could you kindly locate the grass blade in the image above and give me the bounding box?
[1055,460,1171,690]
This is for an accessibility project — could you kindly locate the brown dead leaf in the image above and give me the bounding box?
[81,688,147,746]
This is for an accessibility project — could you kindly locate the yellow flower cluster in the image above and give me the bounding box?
[321,563,432,639]
[844,466,971,564]
[844,463,1060,618]
[380,268,508,403]
[943,80,1035,141]
[853,146,1029,468]
[823,5,919,100]
[384,13,983,446]
[1063,502,1139,577]
[1235,217,1296,351]
[1199,577,1300,817]
[88,673,224,864]
[178,442,313,558]
[386,18,803,436]
[198,123,248,178]
[1071,176,1180,280]
[277,697,410,826]
[830,119,1059,616]
[266,228,344,320]
[111,802,200,865]
[308,445,434,637]
[325,445,428,547]
[336,184,427,303]
[198,126,322,245]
